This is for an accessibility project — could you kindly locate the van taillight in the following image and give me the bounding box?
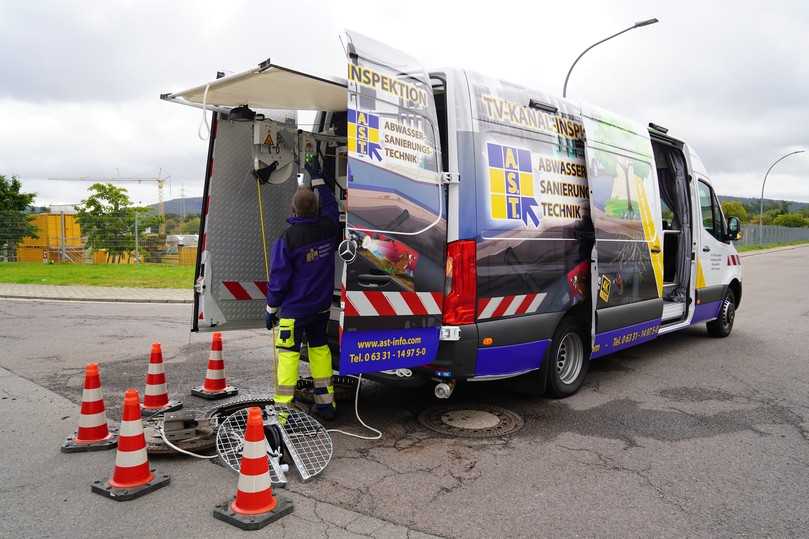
[443,240,477,325]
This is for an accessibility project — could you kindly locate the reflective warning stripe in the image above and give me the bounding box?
[237,471,272,493]
[241,438,267,460]
[221,281,268,300]
[344,291,443,317]
[727,255,741,266]
[78,411,107,428]
[115,447,148,468]
[81,387,103,402]
[204,368,225,380]
[477,293,547,320]
[119,419,143,437]
[144,383,168,396]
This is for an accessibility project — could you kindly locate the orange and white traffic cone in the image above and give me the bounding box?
[213,407,293,529]
[141,342,182,417]
[92,388,170,501]
[191,332,238,399]
[62,363,118,453]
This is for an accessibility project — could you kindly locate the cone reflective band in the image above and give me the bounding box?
[61,363,118,453]
[92,388,170,501]
[141,342,182,416]
[213,407,293,529]
[192,332,238,399]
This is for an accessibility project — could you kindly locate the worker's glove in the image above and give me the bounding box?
[304,158,322,184]
[265,308,279,330]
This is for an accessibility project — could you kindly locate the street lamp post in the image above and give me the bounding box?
[562,18,659,98]
[759,150,805,245]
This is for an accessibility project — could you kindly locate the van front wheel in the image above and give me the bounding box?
[545,318,589,398]
[706,289,736,338]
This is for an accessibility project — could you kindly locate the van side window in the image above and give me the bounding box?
[698,180,724,241]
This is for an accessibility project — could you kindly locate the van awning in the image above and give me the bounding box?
[161,60,347,112]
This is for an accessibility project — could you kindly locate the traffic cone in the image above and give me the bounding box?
[141,342,182,417]
[213,407,293,529]
[62,363,118,453]
[92,388,170,501]
[192,332,238,399]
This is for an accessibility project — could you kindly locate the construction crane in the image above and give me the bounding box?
[46,173,170,235]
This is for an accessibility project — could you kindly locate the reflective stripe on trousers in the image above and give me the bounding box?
[275,345,334,407]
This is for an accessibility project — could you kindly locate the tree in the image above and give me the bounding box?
[75,183,136,261]
[179,216,200,234]
[772,213,808,228]
[0,175,38,260]
[721,201,748,223]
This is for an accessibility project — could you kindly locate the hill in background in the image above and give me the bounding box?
[718,195,808,213]
[148,197,203,216]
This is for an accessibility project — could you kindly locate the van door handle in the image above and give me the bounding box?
[702,246,711,252]
[650,245,662,254]
[357,274,391,287]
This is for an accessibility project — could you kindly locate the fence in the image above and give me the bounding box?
[0,210,201,264]
[737,224,809,247]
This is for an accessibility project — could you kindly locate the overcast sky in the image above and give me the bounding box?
[1,0,807,207]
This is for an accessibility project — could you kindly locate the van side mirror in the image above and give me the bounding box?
[726,216,742,241]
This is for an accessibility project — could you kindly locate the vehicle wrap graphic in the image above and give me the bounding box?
[591,318,661,359]
[691,300,722,324]
[582,109,663,312]
[468,73,592,321]
[486,143,540,227]
[475,338,551,376]
[340,327,439,375]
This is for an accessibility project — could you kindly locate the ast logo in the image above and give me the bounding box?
[487,142,540,227]
[347,109,382,161]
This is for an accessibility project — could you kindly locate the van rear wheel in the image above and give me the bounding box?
[545,317,589,398]
[706,289,736,338]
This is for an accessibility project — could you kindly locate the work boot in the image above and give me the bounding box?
[310,403,337,422]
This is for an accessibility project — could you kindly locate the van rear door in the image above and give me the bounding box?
[162,63,347,331]
[339,31,447,374]
[581,106,664,357]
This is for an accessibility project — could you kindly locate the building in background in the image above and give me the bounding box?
[16,206,83,263]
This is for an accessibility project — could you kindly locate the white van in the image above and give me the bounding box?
[162,31,742,398]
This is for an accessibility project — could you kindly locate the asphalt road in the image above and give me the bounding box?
[1,246,808,537]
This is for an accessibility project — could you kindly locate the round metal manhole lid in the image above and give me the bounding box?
[418,404,524,438]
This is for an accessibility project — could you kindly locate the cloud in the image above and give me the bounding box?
[1,0,808,206]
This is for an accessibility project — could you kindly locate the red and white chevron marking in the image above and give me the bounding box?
[221,281,269,300]
[344,290,443,317]
[477,293,547,320]
[727,255,741,266]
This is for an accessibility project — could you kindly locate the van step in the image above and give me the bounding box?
[661,301,685,321]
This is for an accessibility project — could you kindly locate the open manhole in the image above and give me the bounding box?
[417,404,524,438]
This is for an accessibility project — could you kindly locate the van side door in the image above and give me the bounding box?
[693,178,735,320]
[582,108,664,357]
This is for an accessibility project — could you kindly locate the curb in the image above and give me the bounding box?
[739,243,809,258]
[0,294,191,304]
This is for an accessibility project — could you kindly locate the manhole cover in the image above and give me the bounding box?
[418,404,524,438]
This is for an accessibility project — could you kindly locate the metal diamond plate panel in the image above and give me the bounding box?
[205,120,298,328]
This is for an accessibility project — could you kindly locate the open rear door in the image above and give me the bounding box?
[339,31,447,374]
[162,62,347,331]
[582,106,664,358]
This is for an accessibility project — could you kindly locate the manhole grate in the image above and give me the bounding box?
[417,404,524,438]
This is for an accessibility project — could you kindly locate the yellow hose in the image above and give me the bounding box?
[256,178,270,282]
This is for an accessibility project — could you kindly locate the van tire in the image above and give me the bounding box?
[545,317,590,398]
[706,289,736,338]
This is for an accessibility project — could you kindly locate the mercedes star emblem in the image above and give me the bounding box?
[338,239,358,263]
